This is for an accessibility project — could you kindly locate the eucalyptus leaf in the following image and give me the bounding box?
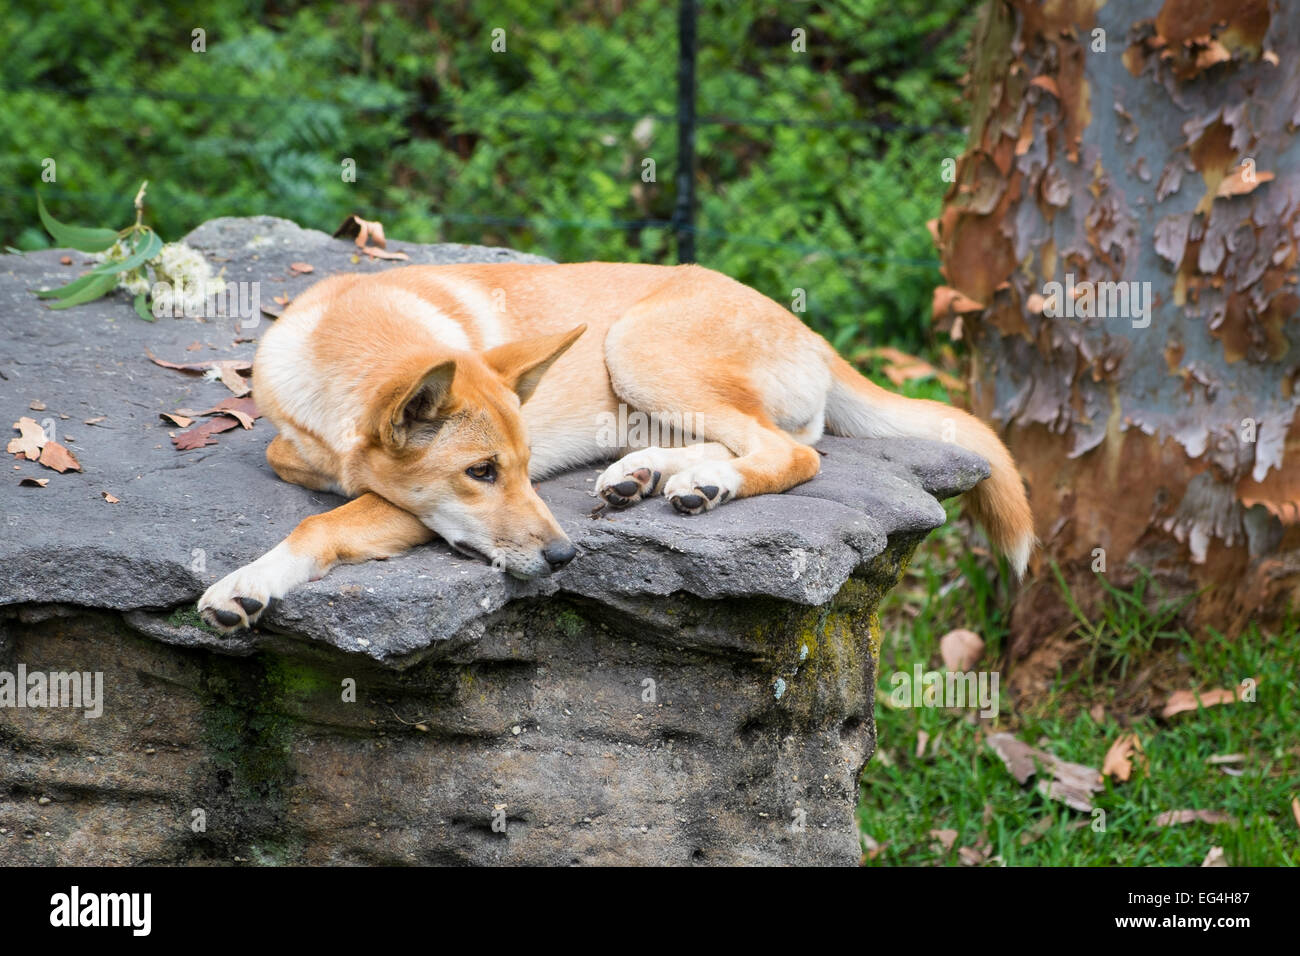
[45,271,118,310]
[92,229,163,276]
[133,292,155,322]
[35,270,105,300]
[36,194,121,253]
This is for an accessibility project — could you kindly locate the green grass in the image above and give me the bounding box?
[859,516,1300,865]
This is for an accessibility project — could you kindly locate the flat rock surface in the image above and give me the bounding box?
[0,217,988,662]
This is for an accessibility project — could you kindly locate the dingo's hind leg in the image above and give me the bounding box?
[602,283,824,513]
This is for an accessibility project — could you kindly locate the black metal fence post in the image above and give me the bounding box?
[674,0,698,264]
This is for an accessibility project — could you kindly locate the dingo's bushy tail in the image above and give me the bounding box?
[824,353,1035,577]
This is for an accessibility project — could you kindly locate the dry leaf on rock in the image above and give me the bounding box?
[19,477,49,488]
[38,441,80,473]
[940,628,985,671]
[172,416,241,450]
[160,412,194,428]
[8,417,46,460]
[29,400,45,411]
[289,262,315,274]
[101,491,120,503]
[147,350,252,375]
[208,362,252,397]
[334,214,410,261]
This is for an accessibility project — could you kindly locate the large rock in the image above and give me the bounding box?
[0,217,988,865]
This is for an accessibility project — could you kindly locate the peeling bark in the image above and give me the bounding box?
[938,0,1300,641]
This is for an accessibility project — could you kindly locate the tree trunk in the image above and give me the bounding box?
[934,0,1300,665]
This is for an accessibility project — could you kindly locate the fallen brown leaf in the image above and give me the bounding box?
[198,396,260,423]
[147,349,252,375]
[359,245,410,261]
[1102,732,1146,782]
[1206,753,1245,765]
[8,417,46,460]
[334,213,388,248]
[101,491,120,504]
[957,845,989,866]
[333,214,412,260]
[940,628,984,672]
[38,440,80,473]
[160,412,194,428]
[1019,816,1054,847]
[1201,846,1228,867]
[212,362,251,397]
[83,416,106,426]
[171,416,241,451]
[928,828,958,852]
[1154,809,1234,827]
[1162,681,1256,718]
[987,732,1104,812]
[19,477,49,488]
[289,262,315,274]
[29,400,45,411]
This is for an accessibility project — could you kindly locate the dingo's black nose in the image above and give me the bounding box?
[542,540,576,570]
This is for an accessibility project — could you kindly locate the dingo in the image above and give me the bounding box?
[199,263,1033,632]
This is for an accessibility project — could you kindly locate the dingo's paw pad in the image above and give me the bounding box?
[199,571,273,634]
[664,465,736,515]
[596,462,661,507]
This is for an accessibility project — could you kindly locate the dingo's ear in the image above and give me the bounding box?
[483,324,586,404]
[379,359,456,448]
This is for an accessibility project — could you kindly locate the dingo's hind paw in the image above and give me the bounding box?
[664,463,738,515]
[596,457,662,507]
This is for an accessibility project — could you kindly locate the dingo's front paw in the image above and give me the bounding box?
[199,567,272,633]
[197,543,315,633]
[664,462,740,515]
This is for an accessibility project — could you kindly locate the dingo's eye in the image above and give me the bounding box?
[466,461,496,483]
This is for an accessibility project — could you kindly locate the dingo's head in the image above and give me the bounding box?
[358,325,585,579]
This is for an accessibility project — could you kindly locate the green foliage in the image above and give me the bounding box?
[0,0,973,350]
